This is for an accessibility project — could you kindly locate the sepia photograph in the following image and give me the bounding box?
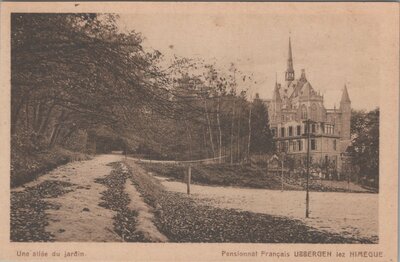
[0,2,398,261]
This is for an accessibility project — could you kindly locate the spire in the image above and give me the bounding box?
[285,37,295,81]
[288,37,293,65]
[340,85,351,103]
[273,84,282,102]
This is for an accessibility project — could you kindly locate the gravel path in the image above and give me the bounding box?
[11,154,124,242]
[155,176,378,242]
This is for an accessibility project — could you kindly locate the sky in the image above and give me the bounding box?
[117,8,382,110]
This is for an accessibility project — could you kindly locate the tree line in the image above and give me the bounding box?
[11,13,274,164]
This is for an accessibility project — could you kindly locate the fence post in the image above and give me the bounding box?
[187,165,191,195]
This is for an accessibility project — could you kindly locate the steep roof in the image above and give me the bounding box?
[301,82,313,97]
[340,85,351,103]
[272,84,282,102]
[288,37,293,70]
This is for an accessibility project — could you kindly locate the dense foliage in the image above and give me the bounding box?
[348,108,379,187]
[11,13,275,185]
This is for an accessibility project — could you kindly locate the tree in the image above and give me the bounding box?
[11,13,171,153]
[249,94,274,154]
[348,108,379,187]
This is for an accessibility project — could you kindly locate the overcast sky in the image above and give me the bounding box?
[117,8,381,110]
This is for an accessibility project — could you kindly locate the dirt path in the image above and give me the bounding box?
[12,154,124,242]
[11,154,171,242]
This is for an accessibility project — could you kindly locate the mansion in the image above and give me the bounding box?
[266,38,351,173]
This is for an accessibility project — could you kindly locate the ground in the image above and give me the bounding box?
[10,154,378,243]
[155,176,378,242]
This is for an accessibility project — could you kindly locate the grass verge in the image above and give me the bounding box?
[139,162,372,193]
[95,162,145,242]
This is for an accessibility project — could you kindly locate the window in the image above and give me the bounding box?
[312,124,316,133]
[301,105,307,119]
[311,139,316,150]
[325,124,334,134]
[333,139,337,150]
[280,141,285,152]
[298,140,303,151]
[297,125,301,136]
[304,124,309,134]
[289,126,293,136]
[281,115,285,121]
[280,127,285,137]
[311,103,317,120]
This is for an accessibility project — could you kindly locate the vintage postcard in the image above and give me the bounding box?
[0,2,398,261]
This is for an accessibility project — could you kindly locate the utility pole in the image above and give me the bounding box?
[347,167,350,192]
[305,119,311,218]
[187,165,192,195]
[281,154,284,191]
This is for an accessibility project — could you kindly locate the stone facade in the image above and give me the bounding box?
[266,38,351,174]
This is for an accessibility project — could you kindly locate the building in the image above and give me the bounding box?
[267,38,351,175]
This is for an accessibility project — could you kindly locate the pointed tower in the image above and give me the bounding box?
[272,82,282,123]
[340,85,351,140]
[285,37,295,82]
[299,69,307,82]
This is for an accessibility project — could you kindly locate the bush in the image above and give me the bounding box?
[11,146,90,188]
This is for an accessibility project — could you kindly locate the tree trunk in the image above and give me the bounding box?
[203,126,208,158]
[48,110,66,147]
[33,102,43,132]
[204,98,216,158]
[11,97,25,134]
[230,97,236,165]
[247,102,252,163]
[49,124,61,147]
[38,103,56,135]
[237,101,242,163]
[25,99,29,129]
[216,96,222,163]
[184,120,193,161]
